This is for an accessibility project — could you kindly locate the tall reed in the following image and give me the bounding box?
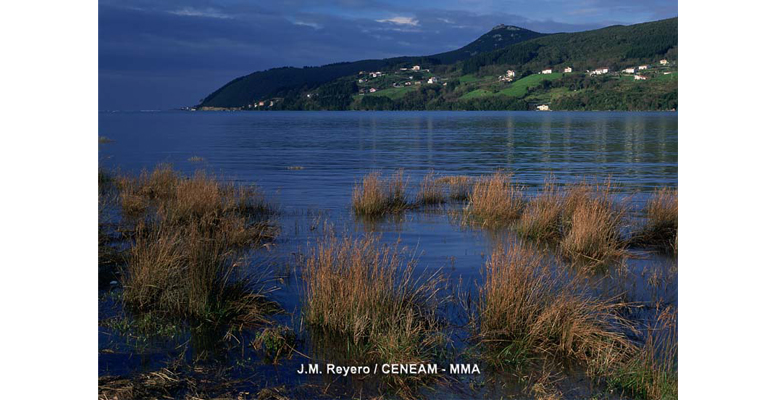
[517,177,564,241]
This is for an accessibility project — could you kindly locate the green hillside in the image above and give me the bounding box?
[199,25,543,108]
[197,18,677,111]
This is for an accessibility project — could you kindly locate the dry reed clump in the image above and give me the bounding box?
[634,188,678,252]
[464,172,525,227]
[607,308,677,400]
[478,243,636,373]
[435,175,474,201]
[416,171,446,206]
[559,181,628,264]
[304,233,445,394]
[116,165,278,323]
[517,178,565,241]
[352,170,409,217]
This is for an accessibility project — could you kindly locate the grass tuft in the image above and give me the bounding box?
[416,170,446,206]
[436,175,474,201]
[517,177,564,241]
[633,188,678,252]
[352,170,409,217]
[304,232,445,394]
[478,243,636,373]
[115,165,278,324]
[559,181,628,264]
[464,172,525,227]
[608,308,677,400]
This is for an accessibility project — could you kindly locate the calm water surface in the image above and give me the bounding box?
[99,111,677,397]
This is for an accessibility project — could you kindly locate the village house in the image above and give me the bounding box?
[536,104,550,111]
[258,101,265,107]
[399,67,408,71]
[541,68,553,74]
[623,67,636,74]
[369,88,377,93]
[506,70,515,77]
[412,65,421,71]
[358,78,366,83]
[268,101,274,107]
[638,65,649,70]
[659,59,668,65]
[563,67,572,73]
[369,71,383,78]
[634,74,647,80]
[405,81,412,86]
[427,77,438,84]
[663,71,672,75]
[590,67,609,75]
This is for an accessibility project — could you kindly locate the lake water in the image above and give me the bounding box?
[99,111,677,398]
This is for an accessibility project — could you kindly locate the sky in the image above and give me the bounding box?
[99,0,677,110]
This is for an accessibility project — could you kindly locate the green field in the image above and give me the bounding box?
[460,89,495,100]
[500,73,565,98]
[459,74,480,83]
[368,86,416,99]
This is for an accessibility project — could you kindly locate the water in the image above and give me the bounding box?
[99,110,677,397]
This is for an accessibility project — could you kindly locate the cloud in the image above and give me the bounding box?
[376,16,419,26]
[168,7,233,19]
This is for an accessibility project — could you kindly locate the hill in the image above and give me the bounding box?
[197,18,677,111]
[198,25,544,108]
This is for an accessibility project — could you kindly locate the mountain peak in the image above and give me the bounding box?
[492,24,524,31]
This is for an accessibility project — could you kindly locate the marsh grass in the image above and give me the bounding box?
[517,177,564,241]
[436,175,474,201]
[559,181,629,265]
[633,188,678,252]
[416,170,445,206]
[115,165,278,325]
[608,308,677,400]
[477,243,636,374]
[352,170,410,217]
[304,233,446,395]
[464,172,525,228]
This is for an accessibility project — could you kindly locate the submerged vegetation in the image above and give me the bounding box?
[304,233,445,394]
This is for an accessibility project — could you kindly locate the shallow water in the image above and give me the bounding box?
[99,110,677,398]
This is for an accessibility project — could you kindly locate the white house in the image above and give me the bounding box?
[541,68,553,74]
[370,71,383,78]
[536,104,550,111]
[399,67,408,71]
[269,101,274,107]
[405,81,412,86]
[412,65,421,71]
[506,70,516,77]
[591,67,610,75]
[369,88,377,93]
[563,67,572,73]
[258,101,265,106]
[659,59,668,65]
[634,74,647,80]
[427,77,438,84]
[623,67,636,74]
[638,65,649,70]
[663,71,672,75]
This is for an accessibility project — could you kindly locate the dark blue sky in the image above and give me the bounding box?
[99,0,677,110]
